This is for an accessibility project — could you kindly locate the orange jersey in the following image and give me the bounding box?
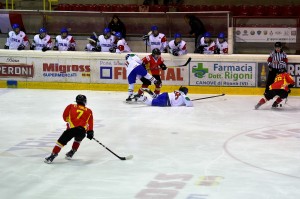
[269,72,295,91]
[142,55,164,75]
[63,104,93,131]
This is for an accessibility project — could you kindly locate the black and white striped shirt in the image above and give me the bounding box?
[267,50,288,69]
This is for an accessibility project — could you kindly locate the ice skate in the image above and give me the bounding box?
[272,101,279,108]
[254,103,262,110]
[142,88,157,98]
[125,94,134,102]
[133,93,142,102]
[44,153,58,164]
[65,149,76,160]
[134,93,146,102]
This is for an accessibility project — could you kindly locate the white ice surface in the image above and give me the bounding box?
[0,88,300,199]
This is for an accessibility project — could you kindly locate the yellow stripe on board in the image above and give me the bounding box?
[0,81,299,96]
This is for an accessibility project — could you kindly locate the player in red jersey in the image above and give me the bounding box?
[44,94,94,163]
[255,68,295,109]
[134,48,167,100]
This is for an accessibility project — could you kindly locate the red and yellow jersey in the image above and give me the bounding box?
[269,72,295,91]
[142,55,164,75]
[63,104,93,131]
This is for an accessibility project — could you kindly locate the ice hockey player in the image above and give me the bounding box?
[53,28,76,51]
[142,86,193,107]
[134,48,167,100]
[255,68,294,110]
[195,32,216,54]
[114,32,131,53]
[265,42,288,94]
[44,94,94,164]
[97,27,116,52]
[85,35,101,52]
[142,25,168,53]
[215,32,228,54]
[30,28,53,51]
[168,33,187,56]
[4,23,29,50]
[125,54,161,102]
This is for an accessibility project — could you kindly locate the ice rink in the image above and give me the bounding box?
[0,88,300,199]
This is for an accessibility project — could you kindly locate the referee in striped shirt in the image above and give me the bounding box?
[265,42,288,93]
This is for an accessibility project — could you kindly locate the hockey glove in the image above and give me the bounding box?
[53,46,58,51]
[163,48,168,53]
[109,47,116,53]
[67,47,75,51]
[154,79,162,86]
[195,45,205,54]
[4,45,9,49]
[30,45,35,50]
[172,51,179,56]
[160,63,167,70]
[42,47,49,52]
[214,48,220,54]
[95,46,101,52]
[17,44,25,50]
[86,130,94,140]
[142,34,149,41]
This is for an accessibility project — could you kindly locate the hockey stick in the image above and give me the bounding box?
[191,93,225,101]
[179,57,191,67]
[168,57,192,68]
[144,31,152,53]
[92,32,99,41]
[92,138,133,161]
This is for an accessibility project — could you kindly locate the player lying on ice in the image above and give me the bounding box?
[141,86,193,107]
[255,68,295,109]
[125,54,161,102]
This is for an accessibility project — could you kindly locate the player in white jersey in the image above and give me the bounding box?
[215,32,228,54]
[85,35,101,52]
[53,28,76,51]
[97,28,116,52]
[4,24,29,50]
[142,25,168,53]
[125,54,161,102]
[168,33,187,56]
[142,86,193,107]
[195,32,216,54]
[30,28,53,51]
[114,32,131,53]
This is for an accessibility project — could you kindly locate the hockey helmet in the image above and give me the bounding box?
[151,25,158,31]
[76,94,87,105]
[115,32,122,39]
[218,32,225,39]
[60,28,68,34]
[275,42,282,48]
[12,24,20,29]
[203,32,212,38]
[39,28,47,34]
[152,48,161,56]
[103,28,111,34]
[179,86,188,95]
[174,33,182,39]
